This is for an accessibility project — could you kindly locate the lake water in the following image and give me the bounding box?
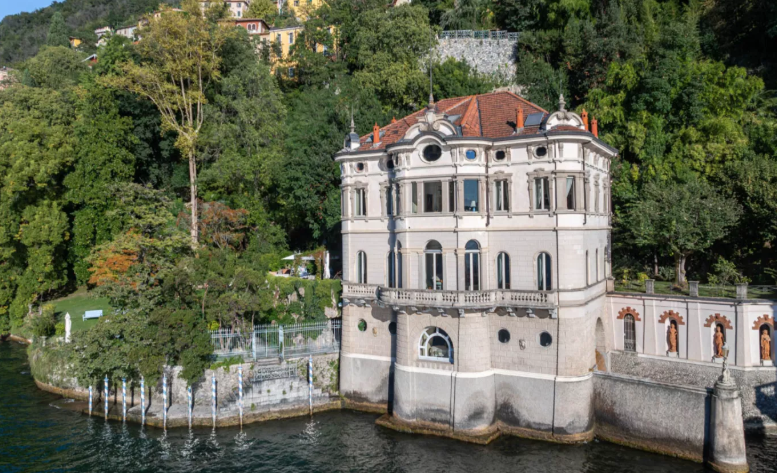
[2,341,776,472]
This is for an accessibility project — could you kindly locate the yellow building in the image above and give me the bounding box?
[68,37,82,48]
[283,0,325,20]
[268,24,334,58]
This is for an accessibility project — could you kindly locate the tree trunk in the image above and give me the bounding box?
[188,149,198,247]
[675,253,687,287]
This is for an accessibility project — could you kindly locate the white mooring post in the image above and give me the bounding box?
[238,366,244,428]
[188,385,193,428]
[140,376,145,427]
[104,375,109,420]
[211,374,217,428]
[308,355,313,416]
[122,378,127,422]
[88,385,93,416]
[163,373,168,430]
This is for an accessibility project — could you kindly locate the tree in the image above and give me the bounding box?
[626,179,740,286]
[247,0,277,19]
[24,46,87,90]
[100,0,231,248]
[46,12,70,48]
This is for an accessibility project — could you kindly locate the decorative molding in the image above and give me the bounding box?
[752,314,774,330]
[658,310,685,326]
[617,307,641,322]
[704,313,733,330]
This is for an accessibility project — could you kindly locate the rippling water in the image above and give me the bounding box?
[2,341,776,473]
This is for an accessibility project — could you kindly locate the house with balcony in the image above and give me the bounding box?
[336,91,616,440]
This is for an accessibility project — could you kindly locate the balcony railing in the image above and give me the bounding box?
[343,283,556,309]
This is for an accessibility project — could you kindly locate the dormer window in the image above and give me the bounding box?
[495,150,506,161]
[465,149,476,160]
[422,145,442,162]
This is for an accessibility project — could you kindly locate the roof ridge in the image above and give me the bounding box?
[501,90,549,114]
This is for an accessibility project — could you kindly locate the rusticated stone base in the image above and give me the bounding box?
[343,398,389,414]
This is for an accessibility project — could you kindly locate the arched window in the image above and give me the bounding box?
[425,241,443,290]
[465,240,480,291]
[388,242,402,288]
[624,314,636,352]
[419,327,453,363]
[356,251,367,284]
[537,252,552,290]
[496,252,510,289]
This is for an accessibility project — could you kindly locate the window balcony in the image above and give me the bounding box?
[342,283,557,310]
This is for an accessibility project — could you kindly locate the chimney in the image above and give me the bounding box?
[516,107,524,131]
[581,109,589,131]
[591,118,599,138]
[391,117,397,124]
[373,123,380,144]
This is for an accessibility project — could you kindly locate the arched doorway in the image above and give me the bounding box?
[595,318,607,371]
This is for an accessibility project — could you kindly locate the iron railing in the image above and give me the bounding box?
[439,30,519,41]
[210,320,341,360]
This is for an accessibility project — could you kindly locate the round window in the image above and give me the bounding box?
[389,321,397,335]
[495,150,506,161]
[358,319,367,332]
[465,149,476,160]
[539,331,553,347]
[498,329,510,344]
[355,162,365,172]
[423,145,442,162]
[535,147,548,158]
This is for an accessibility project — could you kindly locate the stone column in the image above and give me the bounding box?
[645,279,655,294]
[708,374,749,473]
[736,284,748,300]
[689,281,699,297]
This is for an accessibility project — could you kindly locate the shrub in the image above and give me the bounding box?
[54,322,65,336]
[30,305,57,337]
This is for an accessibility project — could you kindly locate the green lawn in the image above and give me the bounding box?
[51,288,114,332]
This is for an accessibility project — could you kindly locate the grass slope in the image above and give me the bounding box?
[52,287,113,332]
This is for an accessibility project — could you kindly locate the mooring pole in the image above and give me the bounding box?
[140,376,145,427]
[211,374,217,428]
[238,366,244,428]
[308,355,313,416]
[122,378,127,422]
[88,385,93,416]
[163,373,168,431]
[104,375,109,420]
[188,385,193,428]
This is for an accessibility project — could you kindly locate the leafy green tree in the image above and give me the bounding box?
[247,0,277,19]
[24,46,87,90]
[626,179,740,286]
[46,12,70,48]
[431,58,495,102]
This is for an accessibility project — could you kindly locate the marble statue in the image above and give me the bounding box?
[714,326,724,358]
[64,312,72,343]
[761,328,771,361]
[668,323,678,353]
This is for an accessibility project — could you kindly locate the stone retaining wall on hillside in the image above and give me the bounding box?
[436,38,516,80]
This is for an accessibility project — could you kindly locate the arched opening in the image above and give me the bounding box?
[464,240,480,291]
[623,314,636,352]
[496,252,510,289]
[425,241,443,290]
[759,324,772,363]
[595,318,606,371]
[537,252,552,290]
[667,320,679,354]
[387,242,402,288]
[418,327,453,363]
[713,323,726,359]
[356,251,367,284]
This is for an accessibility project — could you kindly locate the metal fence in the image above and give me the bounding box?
[440,30,519,41]
[210,319,341,360]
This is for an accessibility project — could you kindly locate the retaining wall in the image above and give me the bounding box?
[436,38,516,80]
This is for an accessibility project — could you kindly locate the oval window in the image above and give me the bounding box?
[355,162,365,172]
[498,329,510,344]
[386,158,395,170]
[539,331,552,347]
[535,147,548,158]
[495,150,506,161]
[465,149,476,160]
[358,319,367,332]
[423,145,442,162]
[389,321,397,335]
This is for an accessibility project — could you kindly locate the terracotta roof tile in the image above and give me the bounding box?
[356,91,555,151]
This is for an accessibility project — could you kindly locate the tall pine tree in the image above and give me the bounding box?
[46,12,70,48]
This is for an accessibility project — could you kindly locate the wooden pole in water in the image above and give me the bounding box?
[212,374,217,428]
[104,375,109,421]
[88,385,93,416]
[163,373,168,431]
[188,386,193,428]
[122,378,127,422]
[308,355,313,416]
[140,376,145,427]
[238,366,243,428]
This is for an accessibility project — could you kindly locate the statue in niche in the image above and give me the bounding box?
[713,325,724,358]
[761,328,771,361]
[667,322,678,353]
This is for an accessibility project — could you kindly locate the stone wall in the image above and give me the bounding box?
[611,352,777,431]
[593,371,711,462]
[436,38,516,81]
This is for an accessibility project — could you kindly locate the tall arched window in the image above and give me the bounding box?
[624,314,636,352]
[537,252,552,290]
[496,252,510,289]
[419,327,453,363]
[356,251,367,284]
[465,240,480,291]
[425,241,443,290]
[388,242,402,288]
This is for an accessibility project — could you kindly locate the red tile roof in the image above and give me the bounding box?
[357,91,552,151]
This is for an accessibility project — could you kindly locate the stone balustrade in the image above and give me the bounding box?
[342,283,556,309]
